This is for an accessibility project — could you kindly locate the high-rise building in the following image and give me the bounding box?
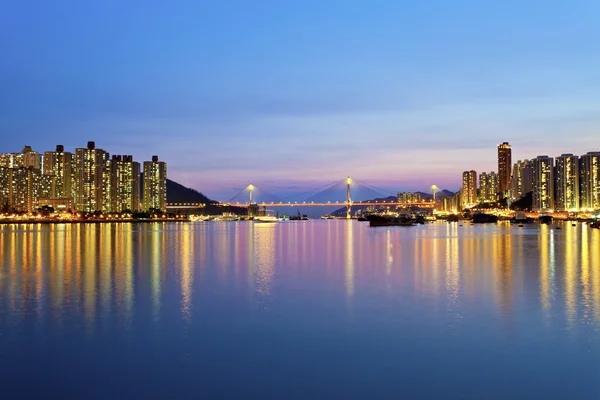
[498,142,512,196]
[509,160,533,202]
[479,171,498,202]
[0,168,11,209]
[0,153,24,169]
[3,167,52,213]
[21,146,42,170]
[555,154,579,211]
[109,155,141,212]
[532,156,554,212]
[462,170,477,208]
[143,156,167,212]
[397,192,422,203]
[579,151,600,211]
[479,172,488,203]
[74,141,108,212]
[452,190,462,212]
[44,145,74,200]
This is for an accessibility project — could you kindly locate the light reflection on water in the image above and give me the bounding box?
[0,221,600,399]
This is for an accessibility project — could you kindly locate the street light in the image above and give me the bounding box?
[431,184,439,203]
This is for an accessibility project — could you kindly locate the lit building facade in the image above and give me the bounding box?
[2,167,52,213]
[554,154,579,211]
[479,171,498,202]
[579,151,600,211]
[0,168,10,209]
[462,170,477,208]
[22,146,42,170]
[0,153,24,169]
[143,156,167,212]
[532,156,554,212]
[397,192,422,203]
[109,155,141,212]
[509,160,533,201]
[498,142,512,196]
[44,145,74,200]
[74,141,108,212]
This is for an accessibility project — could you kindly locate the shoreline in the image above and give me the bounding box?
[0,218,189,225]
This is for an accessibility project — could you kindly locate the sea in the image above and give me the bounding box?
[1,221,599,399]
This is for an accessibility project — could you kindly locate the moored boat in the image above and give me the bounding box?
[368,214,413,227]
[511,211,535,224]
[472,213,498,223]
[254,210,281,223]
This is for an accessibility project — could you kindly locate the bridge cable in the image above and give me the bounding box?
[280,179,346,202]
[352,179,398,197]
[226,187,249,204]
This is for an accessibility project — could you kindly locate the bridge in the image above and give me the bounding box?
[166,177,437,218]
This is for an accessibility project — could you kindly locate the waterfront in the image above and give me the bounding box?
[1,221,600,399]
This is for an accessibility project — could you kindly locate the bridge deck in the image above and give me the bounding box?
[167,202,436,208]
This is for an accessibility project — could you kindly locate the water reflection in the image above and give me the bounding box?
[445,225,460,309]
[253,224,276,303]
[345,221,354,299]
[0,221,599,337]
[180,224,194,321]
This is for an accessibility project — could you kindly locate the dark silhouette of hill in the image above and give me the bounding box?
[140,174,216,204]
[413,189,455,200]
[166,179,216,204]
[510,192,532,211]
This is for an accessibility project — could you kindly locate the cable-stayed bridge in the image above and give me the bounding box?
[167,177,437,218]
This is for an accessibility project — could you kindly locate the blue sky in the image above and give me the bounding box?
[2,0,600,200]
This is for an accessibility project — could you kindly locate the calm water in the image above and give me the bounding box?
[1,221,599,399]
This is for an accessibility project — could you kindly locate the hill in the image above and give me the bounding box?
[140,174,216,204]
[166,179,216,204]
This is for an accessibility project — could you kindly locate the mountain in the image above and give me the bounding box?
[510,192,532,211]
[139,174,216,204]
[166,179,216,204]
[414,190,455,200]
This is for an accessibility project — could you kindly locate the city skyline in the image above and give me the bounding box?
[2,140,599,202]
[3,1,600,200]
[0,141,166,214]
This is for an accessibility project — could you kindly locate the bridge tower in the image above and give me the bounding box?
[248,184,258,217]
[346,176,352,219]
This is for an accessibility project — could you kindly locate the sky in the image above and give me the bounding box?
[2,0,600,201]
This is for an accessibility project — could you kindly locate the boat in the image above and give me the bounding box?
[254,210,281,223]
[368,214,413,227]
[413,215,425,224]
[447,214,460,222]
[289,210,309,221]
[539,215,553,225]
[511,211,535,224]
[472,213,498,223]
[591,220,600,229]
[357,216,368,222]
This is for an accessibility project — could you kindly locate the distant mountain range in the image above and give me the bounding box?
[163,179,455,217]
[330,190,455,217]
[413,190,455,200]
